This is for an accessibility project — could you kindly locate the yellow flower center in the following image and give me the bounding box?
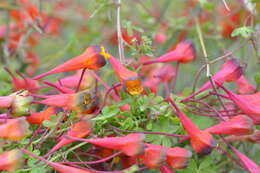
[100,46,110,60]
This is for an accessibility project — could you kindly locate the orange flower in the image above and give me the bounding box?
[0,117,31,141]
[32,90,99,114]
[138,144,166,168]
[0,150,23,172]
[69,133,145,157]
[26,107,57,125]
[33,46,110,80]
[147,144,192,169]
[47,118,92,155]
[218,3,243,38]
[109,56,143,95]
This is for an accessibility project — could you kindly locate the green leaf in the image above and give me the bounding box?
[254,72,260,84]
[93,106,120,121]
[199,157,213,169]
[231,26,255,38]
[42,115,57,128]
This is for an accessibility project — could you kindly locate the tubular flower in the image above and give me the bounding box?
[47,118,92,155]
[183,58,243,101]
[167,98,216,155]
[22,149,91,173]
[109,56,143,95]
[218,84,260,124]
[143,40,196,65]
[33,46,110,80]
[32,89,99,114]
[5,68,40,93]
[166,147,192,169]
[76,133,145,157]
[206,115,254,136]
[26,107,57,125]
[231,147,260,173]
[0,117,31,141]
[138,144,167,169]
[236,75,256,94]
[55,70,96,91]
[0,150,23,172]
[147,144,192,169]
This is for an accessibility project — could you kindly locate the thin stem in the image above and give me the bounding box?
[187,99,226,120]
[60,151,122,165]
[35,111,67,149]
[76,68,86,92]
[116,0,125,64]
[23,125,43,149]
[190,39,247,97]
[94,83,121,114]
[110,126,187,138]
[195,17,228,120]
[222,0,230,11]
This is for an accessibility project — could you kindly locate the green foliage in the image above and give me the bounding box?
[231,26,255,38]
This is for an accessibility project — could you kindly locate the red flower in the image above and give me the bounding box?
[0,150,23,172]
[33,46,110,80]
[206,115,253,136]
[138,144,166,168]
[32,90,99,114]
[0,117,31,141]
[47,118,92,155]
[109,56,143,95]
[183,58,243,101]
[218,84,260,124]
[143,40,196,65]
[147,144,192,169]
[26,107,57,125]
[69,133,145,157]
[5,68,40,93]
[55,70,95,91]
[167,97,216,155]
[236,75,256,94]
[231,147,260,173]
[218,3,243,38]
[25,51,40,76]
